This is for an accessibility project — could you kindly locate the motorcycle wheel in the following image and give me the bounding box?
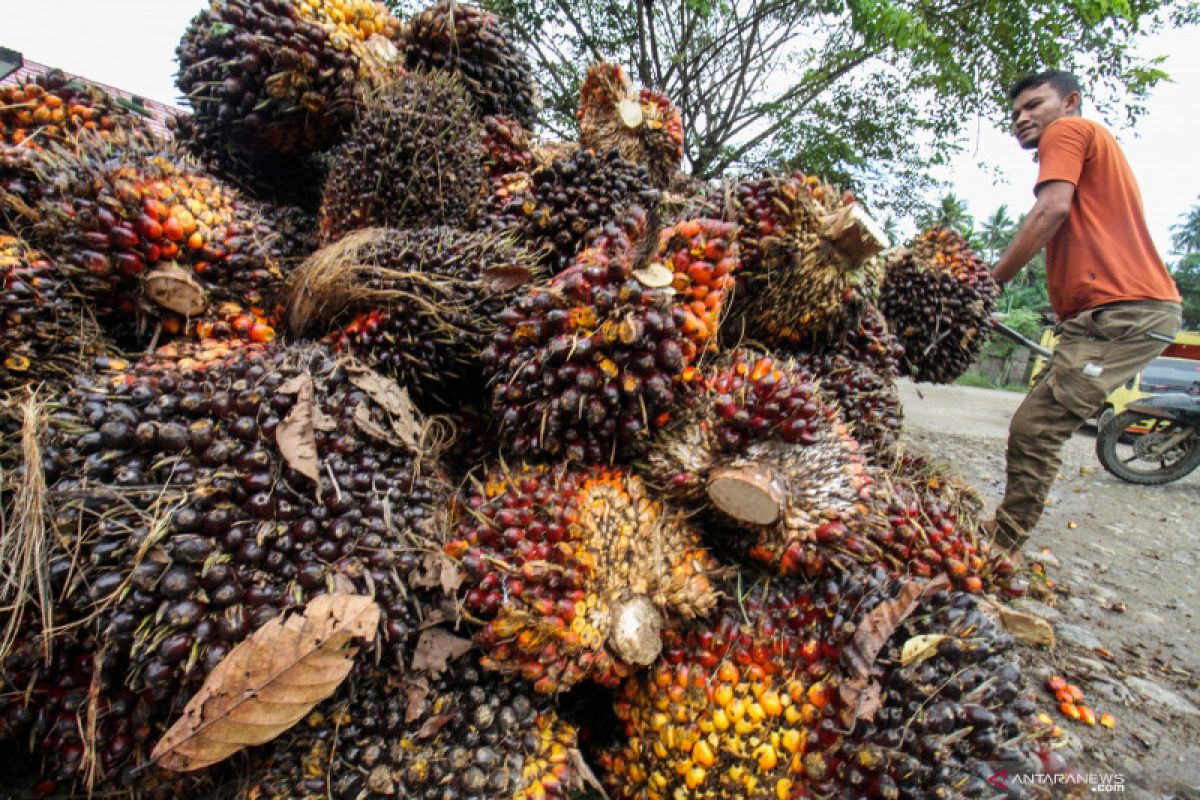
[1095,411,1200,485]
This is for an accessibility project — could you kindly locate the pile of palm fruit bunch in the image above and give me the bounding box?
[880,227,1000,383]
[0,1,1066,797]
[0,68,150,149]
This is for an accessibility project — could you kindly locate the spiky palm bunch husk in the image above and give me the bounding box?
[176,0,402,161]
[318,72,484,242]
[483,227,702,462]
[403,1,538,128]
[0,341,450,792]
[0,131,285,346]
[249,656,581,799]
[880,227,998,383]
[169,112,328,209]
[793,305,905,454]
[482,114,535,183]
[446,463,718,693]
[0,68,150,149]
[483,147,660,273]
[0,235,115,390]
[577,62,684,189]
[288,226,543,409]
[599,572,1051,798]
[731,174,885,347]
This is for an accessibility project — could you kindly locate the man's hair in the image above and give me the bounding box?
[1008,70,1084,108]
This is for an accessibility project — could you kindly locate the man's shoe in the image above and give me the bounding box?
[980,518,1025,569]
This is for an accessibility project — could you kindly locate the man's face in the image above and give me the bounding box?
[1010,84,1078,149]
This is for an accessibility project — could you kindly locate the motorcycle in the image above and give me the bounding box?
[1094,390,1200,484]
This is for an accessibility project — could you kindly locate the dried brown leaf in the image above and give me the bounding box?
[276,373,320,485]
[348,368,422,449]
[411,551,463,595]
[404,677,432,724]
[410,628,472,675]
[480,264,534,292]
[415,712,455,740]
[151,593,379,772]
[570,748,610,799]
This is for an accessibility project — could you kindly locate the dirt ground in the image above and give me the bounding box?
[897,380,1200,799]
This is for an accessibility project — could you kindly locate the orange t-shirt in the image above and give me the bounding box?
[1035,116,1179,320]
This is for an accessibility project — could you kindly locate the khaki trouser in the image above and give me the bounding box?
[994,300,1183,548]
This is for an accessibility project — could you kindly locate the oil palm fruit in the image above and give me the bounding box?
[732,174,888,346]
[0,68,149,149]
[0,341,450,791]
[0,234,114,389]
[794,305,905,454]
[654,218,741,352]
[578,62,684,188]
[0,130,285,346]
[482,114,535,184]
[831,588,1052,797]
[319,72,484,242]
[446,462,718,693]
[597,567,893,799]
[250,656,581,799]
[176,0,403,161]
[484,147,659,273]
[403,1,538,128]
[880,227,999,383]
[288,226,543,409]
[483,226,701,461]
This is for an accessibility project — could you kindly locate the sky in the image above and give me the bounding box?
[2,1,1197,259]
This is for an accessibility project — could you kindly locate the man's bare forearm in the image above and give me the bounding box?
[993,182,1073,283]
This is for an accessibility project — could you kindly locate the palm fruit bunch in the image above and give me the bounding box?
[250,656,582,799]
[445,463,718,693]
[403,1,538,128]
[577,62,684,188]
[0,341,449,791]
[880,227,998,383]
[0,234,113,389]
[0,131,285,346]
[731,174,887,347]
[484,147,660,273]
[319,72,484,242]
[0,68,148,149]
[176,0,403,161]
[794,305,905,454]
[597,567,894,798]
[288,226,542,409]
[482,114,535,184]
[652,218,740,352]
[828,589,1052,797]
[254,199,321,269]
[483,226,701,461]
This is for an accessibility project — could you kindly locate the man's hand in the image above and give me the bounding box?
[992,180,1074,284]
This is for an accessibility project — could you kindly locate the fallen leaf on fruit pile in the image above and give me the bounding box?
[151,594,380,771]
[410,628,473,674]
[979,598,1055,647]
[900,634,948,667]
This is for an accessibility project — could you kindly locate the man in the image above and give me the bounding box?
[985,70,1182,555]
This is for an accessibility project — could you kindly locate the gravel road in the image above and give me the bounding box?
[898,380,1200,798]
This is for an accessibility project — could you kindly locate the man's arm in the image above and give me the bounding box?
[992,180,1074,283]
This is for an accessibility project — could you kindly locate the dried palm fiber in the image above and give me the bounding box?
[288,226,543,409]
[577,62,684,189]
[482,114,534,183]
[403,1,538,128]
[483,146,660,273]
[880,226,998,383]
[791,304,906,455]
[176,0,403,161]
[598,569,1054,799]
[446,462,718,693]
[640,347,1008,593]
[0,68,151,149]
[483,222,711,462]
[318,71,484,242]
[731,173,889,347]
[0,234,118,390]
[0,130,285,348]
[0,340,452,793]
[249,655,582,799]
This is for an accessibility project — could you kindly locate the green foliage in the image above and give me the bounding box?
[954,372,1030,393]
[385,0,1184,212]
[1170,197,1200,329]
